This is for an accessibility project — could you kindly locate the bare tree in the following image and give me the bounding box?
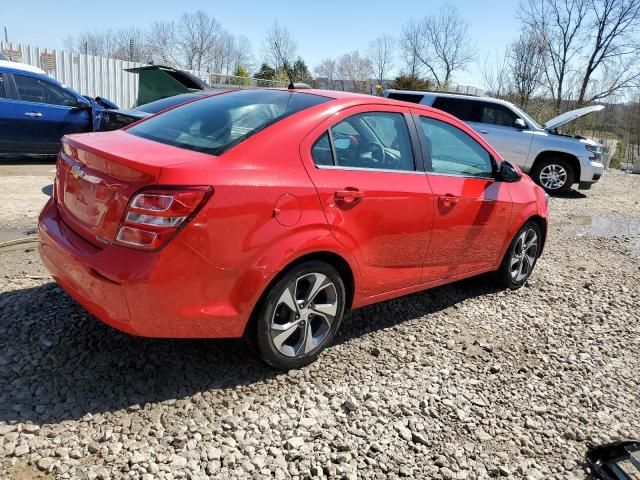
[232,35,254,72]
[314,58,338,89]
[368,34,395,86]
[178,11,222,72]
[400,3,476,89]
[263,21,297,73]
[577,0,640,103]
[399,19,423,77]
[147,21,182,67]
[480,50,512,97]
[520,0,588,110]
[338,50,373,93]
[510,29,547,107]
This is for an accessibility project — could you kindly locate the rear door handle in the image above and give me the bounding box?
[334,189,364,203]
[439,195,460,207]
[25,111,43,117]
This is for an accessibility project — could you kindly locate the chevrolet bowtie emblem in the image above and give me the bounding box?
[71,165,85,180]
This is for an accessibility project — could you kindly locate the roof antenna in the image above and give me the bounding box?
[274,41,296,89]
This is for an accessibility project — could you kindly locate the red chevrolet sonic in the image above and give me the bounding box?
[39,88,548,369]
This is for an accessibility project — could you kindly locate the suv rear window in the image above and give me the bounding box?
[128,89,331,156]
[431,97,477,122]
[386,92,424,104]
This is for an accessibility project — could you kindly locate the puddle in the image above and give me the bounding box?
[571,215,640,237]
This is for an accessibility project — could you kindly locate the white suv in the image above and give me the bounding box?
[384,90,605,193]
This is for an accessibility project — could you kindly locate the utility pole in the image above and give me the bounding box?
[3,27,7,43]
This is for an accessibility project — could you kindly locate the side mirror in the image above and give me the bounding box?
[70,101,91,112]
[498,161,522,182]
[514,118,527,129]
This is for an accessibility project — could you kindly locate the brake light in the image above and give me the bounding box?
[115,187,212,250]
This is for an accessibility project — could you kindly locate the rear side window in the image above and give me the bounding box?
[480,103,518,127]
[128,89,330,156]
[13,74,78,106]
[311,132,333,166]
[386,92,424,104]
[431,97,477,122]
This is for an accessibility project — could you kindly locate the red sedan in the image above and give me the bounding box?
[39,88,548,369]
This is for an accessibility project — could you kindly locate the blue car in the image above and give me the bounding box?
[0,61,116,157]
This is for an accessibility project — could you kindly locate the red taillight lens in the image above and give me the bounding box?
[115,187,212,250]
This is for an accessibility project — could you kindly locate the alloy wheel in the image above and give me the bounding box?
[539,164,568,190]
[270,272,338,358]
[510,228,539,283]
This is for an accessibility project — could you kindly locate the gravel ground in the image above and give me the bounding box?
[0,169,639,479]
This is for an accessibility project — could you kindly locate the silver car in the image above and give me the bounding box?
[384,90,605,194]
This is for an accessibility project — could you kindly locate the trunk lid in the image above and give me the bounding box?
[55,130,211,246]
[544,105,605,131]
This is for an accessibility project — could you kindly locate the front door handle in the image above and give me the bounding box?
[478,129,488,134]
[439,195,460,207]
[25,111,43,118]
[334,189,364,203]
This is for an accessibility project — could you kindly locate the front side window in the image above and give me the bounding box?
[13,74,78,106]
[420,116,493,177]
[431,97,477,122]
[316,112,415,171]
[0,75,6,98]
[480,103,518,127]
[128,89,330,156]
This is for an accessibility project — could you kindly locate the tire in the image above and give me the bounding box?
[496,221,542,290]
[531,157,575,194]
[250,261,346,370]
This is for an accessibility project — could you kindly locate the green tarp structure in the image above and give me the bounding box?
[125,65,210,107]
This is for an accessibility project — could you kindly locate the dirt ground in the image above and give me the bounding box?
[0,165,639,479]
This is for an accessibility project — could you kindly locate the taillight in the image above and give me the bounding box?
[115,186,212,250]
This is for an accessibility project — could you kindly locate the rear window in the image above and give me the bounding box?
[386,92,424,104]
[134,93,205,114]
[432,97,477,122]
[128,89,330,156]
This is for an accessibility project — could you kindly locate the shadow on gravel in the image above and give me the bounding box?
[0,276,502,425]
[552,189,587,199]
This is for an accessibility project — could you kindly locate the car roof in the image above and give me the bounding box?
[0,60,47,75]
[385,88,518,109]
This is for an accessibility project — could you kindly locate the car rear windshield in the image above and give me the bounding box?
[134,93,206,114]
[127,89,331,156]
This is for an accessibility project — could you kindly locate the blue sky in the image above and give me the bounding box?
[0,0,520,87]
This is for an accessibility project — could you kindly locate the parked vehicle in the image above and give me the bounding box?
[0,61,117,156]
[384,89,605,194]
[39,88,549,369]
[95,92,212,131]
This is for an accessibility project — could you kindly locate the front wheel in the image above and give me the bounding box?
[496,221,542,289]
[531,158,575,194]
[251,261,346,370]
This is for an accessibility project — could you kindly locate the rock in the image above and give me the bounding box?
[13,444,30,457]
[170,455,188,467]
[286,436,305,449]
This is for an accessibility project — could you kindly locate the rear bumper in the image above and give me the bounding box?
[38,198,259,338]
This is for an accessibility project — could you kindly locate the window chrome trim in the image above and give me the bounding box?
[426,171,495,181]
[316,164,424,175]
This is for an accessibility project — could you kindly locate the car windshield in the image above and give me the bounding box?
[134,93,207,114]
[127,89,331,156]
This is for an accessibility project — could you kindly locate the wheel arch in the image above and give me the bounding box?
[531,151,581,183]
[242,250,357,337]
[526,214,548,256]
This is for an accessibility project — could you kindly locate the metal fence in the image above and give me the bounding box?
[1,42,289,108]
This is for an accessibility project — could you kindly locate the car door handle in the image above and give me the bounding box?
[334,189,364,203]
[439,195,460,207]
[24,111,43,118]
[478,129,488,134]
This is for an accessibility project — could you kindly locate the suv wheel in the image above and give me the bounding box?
[531,157,575,193]
[496,221,542,289]
[250,261,346,370]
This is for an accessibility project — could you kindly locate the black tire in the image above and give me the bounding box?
[249,261,346,370]
[531,157,575,194]
[496,221,542,290]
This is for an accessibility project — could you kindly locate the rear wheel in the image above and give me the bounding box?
[251,261,346,370]
[496,221,541,289]
[531,157,575,193]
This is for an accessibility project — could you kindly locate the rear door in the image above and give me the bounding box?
[0,72,19,154]
[300,104,433,297]
[431,96,479,129]
[473,102,533,168]
[412,109,512,280]
[9,73,90,154]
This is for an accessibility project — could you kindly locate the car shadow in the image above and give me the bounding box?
[552,189,587,199]
[0,276,502,425]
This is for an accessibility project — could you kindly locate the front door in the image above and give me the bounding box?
[10,73,89,154]
[300,105,433,297]
[414,111,513,281]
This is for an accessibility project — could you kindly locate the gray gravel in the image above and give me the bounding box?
[1,169,639,479]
